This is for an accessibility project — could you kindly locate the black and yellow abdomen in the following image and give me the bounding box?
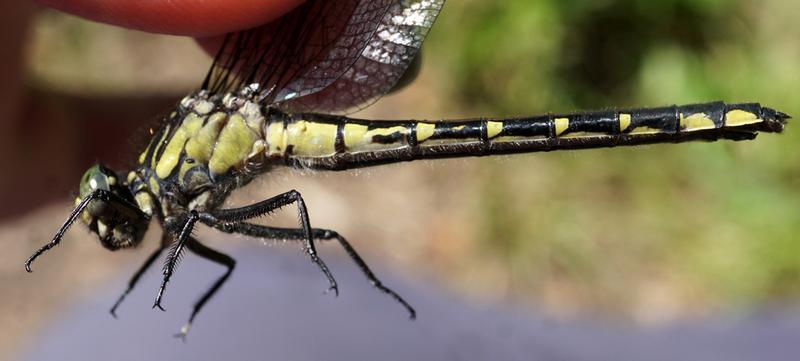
[265,101,788,170]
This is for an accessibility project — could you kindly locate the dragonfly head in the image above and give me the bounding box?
[78,164,149,250]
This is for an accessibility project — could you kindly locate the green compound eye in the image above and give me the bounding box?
[79,164,113,198]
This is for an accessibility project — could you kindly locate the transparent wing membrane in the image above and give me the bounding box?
[203,0,445,113]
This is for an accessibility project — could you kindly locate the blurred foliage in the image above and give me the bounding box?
[28,10,208,95]
[420,0,800,320]
[25,0,800,322]
[418,0,800,318]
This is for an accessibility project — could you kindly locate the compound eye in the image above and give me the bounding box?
[79,164,117,198]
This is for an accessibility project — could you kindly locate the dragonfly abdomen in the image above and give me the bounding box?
[266,102,789,171]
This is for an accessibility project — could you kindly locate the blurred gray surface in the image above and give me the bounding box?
[19,245,800,361]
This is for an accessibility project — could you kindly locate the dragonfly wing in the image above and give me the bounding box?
[277,0,445,113]
[202,0,445,113]
[203,0,358,99]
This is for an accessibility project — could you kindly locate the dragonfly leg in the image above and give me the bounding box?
[25,189,146,272]
[153,211,199,311]
[200,219,416,319]
[207,190,338,296]
[110,238,168,318]
[173,237,235,341]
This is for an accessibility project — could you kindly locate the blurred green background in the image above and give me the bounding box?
[416,0,800,320]
[5,1,800,350]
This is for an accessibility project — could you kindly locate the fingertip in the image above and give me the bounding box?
[35,0,305,36]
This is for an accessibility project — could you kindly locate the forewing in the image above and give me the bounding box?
[203,0,358,99]
[203,0,445,113]
[277,0,445,113]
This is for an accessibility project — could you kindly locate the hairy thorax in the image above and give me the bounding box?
[133,88,272,221]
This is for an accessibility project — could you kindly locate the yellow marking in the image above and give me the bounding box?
[180,161,213,191]
[179,160,197,184]
[180,96,193,108]
[222,94,236,109]
[148,177,160,195]
[343,123,368,149]
[127,172,136,183]
[453,125,465,131]
[150,124,172,169]
[416,123,436,142]
[138,149,148,165]
[285,121,338,156]
[240,101,265,137]
[725,110,761,127]
[619,113,632,132]
[628,126,665,135]
[486,121,503,138]
[560,132,609,139]
[193,100,214,115]
[209,114,260,175]
[97,221,109,238]
[249,140,266,159]
[135,192,150,207]
[138,129,159,164]
[155,114,204,178]
[554,117,570,136]
[135,192,155,217]
[680,112,716,131]
[185,112,226,163]
[76,195,93,224]
[266,121,288,156]
[344,124,408,151]
[187,191,211,211]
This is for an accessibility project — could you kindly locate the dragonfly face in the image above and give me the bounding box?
[77,164,149,251]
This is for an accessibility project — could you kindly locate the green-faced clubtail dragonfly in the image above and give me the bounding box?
[25,0,790,337]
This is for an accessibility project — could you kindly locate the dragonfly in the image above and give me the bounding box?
[25,0,789,337]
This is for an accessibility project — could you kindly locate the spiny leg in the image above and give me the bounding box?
[25,189,146,272]
[175,237,235,340]
[199,217,415,319]
[208,190,338,295]
[153,211,199,311]
[110,237,168,317]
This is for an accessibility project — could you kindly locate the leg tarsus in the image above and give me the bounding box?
[175,237,235,339]
[323,230,415,319]
[154,211,199,312]
[174,324,191,342]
